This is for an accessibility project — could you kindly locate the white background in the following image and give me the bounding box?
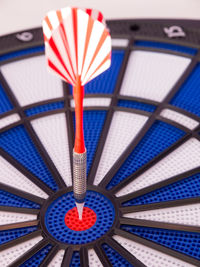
[0,0,200,36]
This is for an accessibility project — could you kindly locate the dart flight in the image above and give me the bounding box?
[43,7,112,219]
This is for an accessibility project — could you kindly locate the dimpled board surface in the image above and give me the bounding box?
[0,19,200,267]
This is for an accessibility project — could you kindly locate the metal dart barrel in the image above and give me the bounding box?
[73,149,87,219]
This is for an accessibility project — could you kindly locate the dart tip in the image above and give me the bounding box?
[76,202,84,220]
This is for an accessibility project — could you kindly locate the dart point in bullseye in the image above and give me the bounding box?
[43,7,111,220]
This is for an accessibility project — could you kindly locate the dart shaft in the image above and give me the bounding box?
[73,150,87,202]
[73,76,85,153]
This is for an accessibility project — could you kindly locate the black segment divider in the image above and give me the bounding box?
[94,242,112,267]
[0,229,42,252]
[61,247,73,267]
[0,181,44,205]
[119,217,200,233]
[120,197,200,214]
[0,206,40,215]
[40,244,60,267]
[0,220,39,231]
[80,247,89,267]
[0,147,53,196]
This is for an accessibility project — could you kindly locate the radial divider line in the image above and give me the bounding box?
[117,166,200,204]
[120,197,200,214]
[115,228,200,266]
[0,182,45,205]
[0,147,53,196]
[101,129,190,191]
[0,229,42,252]
[0,220,39,231]
[80,247,89,267]
[94,242,112,267]
[8,238,49,267]
[0,72,66,190]
[61,247,73,267]
[63,82,74,182]
[0,206,40,215]
[40,244,60,267]
[87,38,134,185]
[119,217,200,233]
[106,236,147,267]
[99,52,200,190]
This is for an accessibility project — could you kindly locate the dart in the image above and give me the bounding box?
[42,7,111,219]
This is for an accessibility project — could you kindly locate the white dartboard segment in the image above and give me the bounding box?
[0,236,43,267]
[0,55,63,107]
[47,249,65,267]
[31,113,72,186]
[124,203,200,226]
[113,235,195,267]
[111,39,129,47]
[116,138,200,196]
[94,111,148,185]
[120,51,191,102]
[0,114,20,129]
[70,97,111,108]
[0,211,37,226]
[0,156,48,199]
[88,249,103,267]
[160,109,199,130]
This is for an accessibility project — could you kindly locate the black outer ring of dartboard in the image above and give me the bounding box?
[1,18,200,57]
[39,185,121,250]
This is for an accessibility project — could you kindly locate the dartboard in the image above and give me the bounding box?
[0,19,199,267]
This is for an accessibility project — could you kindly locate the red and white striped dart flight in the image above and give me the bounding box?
[43,6,111,219]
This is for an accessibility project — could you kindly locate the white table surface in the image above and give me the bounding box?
[0,0,200,36]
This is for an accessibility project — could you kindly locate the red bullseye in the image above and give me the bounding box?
[65,207,97,231]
